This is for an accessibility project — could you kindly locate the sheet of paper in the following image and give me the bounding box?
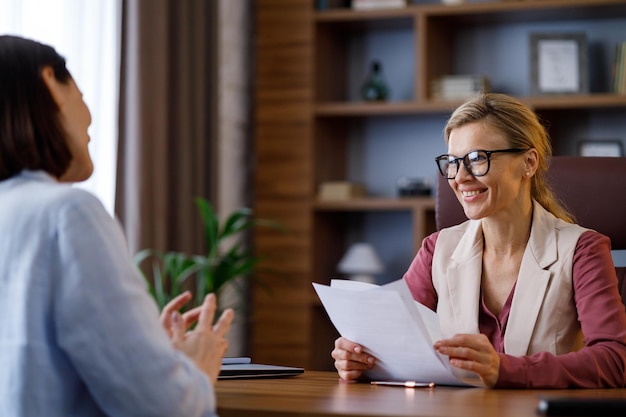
[314,279,480,386]
[380,279,441,343]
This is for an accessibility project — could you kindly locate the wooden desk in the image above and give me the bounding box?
[216,371,626,417]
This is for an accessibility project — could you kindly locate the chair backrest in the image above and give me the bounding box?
[435,156,626,307]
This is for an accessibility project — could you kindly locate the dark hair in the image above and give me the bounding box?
[444,93,574,223]
[0,35,73,180]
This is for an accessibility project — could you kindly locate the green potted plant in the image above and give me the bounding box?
[134,197,278,310]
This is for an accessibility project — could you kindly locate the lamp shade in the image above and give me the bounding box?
[337,242,384,283]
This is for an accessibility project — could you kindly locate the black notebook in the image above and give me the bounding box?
[219,363,304,379]
[537,397,626,417]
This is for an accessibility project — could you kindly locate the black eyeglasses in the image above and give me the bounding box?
[435,148,527,179]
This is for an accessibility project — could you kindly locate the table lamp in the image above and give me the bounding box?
[337,242,384,284]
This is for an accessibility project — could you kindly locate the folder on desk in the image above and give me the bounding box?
[313,279,483,387]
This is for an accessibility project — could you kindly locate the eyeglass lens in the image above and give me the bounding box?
[438,150,489,179]
[436,148,527,179]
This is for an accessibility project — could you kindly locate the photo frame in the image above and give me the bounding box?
[530,33,588,95]
[578,140,623,157]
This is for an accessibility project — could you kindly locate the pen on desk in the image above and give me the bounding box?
[371,381,435,388]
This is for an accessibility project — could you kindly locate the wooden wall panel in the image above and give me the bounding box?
[252,0,315,369]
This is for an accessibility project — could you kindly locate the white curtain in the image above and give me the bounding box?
[0,0,121,214]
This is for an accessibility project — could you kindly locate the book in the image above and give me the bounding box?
[318,181,366,200]
[431,75,490,100]
[352,0,407,10]
[615,42,626,94]
[613,42,622,94]
[312,279,483,386]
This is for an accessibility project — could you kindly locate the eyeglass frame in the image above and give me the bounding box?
[435,148,528,180]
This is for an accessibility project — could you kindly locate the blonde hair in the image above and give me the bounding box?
[444,93,574,223]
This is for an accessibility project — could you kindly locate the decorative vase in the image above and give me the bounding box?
[361,60,390,101]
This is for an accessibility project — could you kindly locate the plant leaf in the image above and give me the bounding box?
[196,197,219,257]
[220,208,254,239]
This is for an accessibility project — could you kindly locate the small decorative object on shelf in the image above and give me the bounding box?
[352,0,407,10]
[316,0,351,10]
[337,242,384,284]
[431,74,490,101]
[396,177,432,197]
[315,0,329,10]
[361,60,390,101]
[319,181,366,200]
[441,0,465,5]
[530,32,588,95]
[578,140,623,157]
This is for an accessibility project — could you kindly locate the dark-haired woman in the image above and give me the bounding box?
[0,35,232,416]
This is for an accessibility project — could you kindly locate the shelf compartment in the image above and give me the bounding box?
[314,7,416,103]
[419,1,626,102]
[314,198,436,253]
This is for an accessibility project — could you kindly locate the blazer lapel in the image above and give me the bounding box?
[447,220,484,336]
[505,201,557,356]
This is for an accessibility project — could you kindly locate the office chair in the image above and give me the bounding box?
[435,156,626,307]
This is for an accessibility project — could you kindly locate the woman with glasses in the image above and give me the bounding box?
[332,93,626,388]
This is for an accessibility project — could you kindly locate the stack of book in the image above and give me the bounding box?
[614,41,626,95]
[318,181,366,201]
[431,75,490,100]
[351,0,407,10]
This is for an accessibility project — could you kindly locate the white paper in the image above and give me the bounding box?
[313,279,483,387]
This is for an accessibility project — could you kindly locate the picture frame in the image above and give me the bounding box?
[530,33,588,95]
[578,140,623,157]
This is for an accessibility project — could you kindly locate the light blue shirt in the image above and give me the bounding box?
[0,171,217,417]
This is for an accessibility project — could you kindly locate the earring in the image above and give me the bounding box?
[525,172,531,177]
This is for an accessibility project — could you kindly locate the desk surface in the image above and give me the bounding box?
[216,371,626,417]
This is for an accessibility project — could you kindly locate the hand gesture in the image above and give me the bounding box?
[160,291,202,338]
[331,336,376,381]
[434,333,500,387]
[168,293,234,385]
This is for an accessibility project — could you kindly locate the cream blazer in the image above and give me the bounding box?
[432,200,587,356]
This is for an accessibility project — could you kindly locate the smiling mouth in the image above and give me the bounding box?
[461,189,486,197]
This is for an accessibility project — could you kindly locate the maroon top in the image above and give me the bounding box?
[404,230,626,388]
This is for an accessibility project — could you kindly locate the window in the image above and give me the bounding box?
[0,0,121,214]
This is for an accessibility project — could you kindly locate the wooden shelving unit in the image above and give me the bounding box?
[252,0,626,372]
[315,94,626,116]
